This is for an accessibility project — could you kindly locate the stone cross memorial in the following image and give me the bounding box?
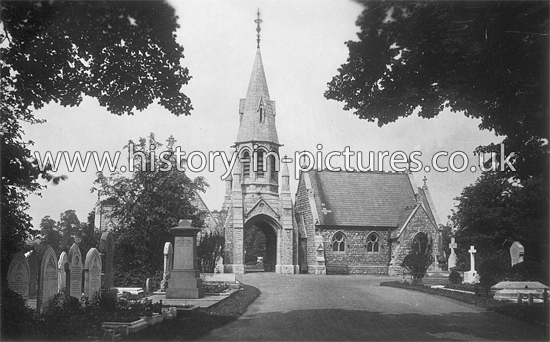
[68,243,83,300]
[8,253,31,300]
[463,245,479,284]
[448,237,457,269]
[166,219,204,299]
[84,248,102,301]
[510,241,525,267]
[38,247,58,312]
[58,252,68,293]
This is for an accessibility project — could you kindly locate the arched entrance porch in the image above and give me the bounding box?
[243,214,279,273]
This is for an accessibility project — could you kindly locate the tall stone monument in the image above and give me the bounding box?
[38,247,58,312]
[166,219,204,299]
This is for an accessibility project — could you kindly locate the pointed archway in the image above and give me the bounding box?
[243,214,279,273]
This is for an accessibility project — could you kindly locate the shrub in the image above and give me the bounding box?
[477,250,512,289]
[508,255,549,284]
[449,269,462,284]
[41,293,92,339]
[400,252,433,279]
[1,288,40,339]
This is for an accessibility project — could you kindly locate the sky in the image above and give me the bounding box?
[22,0,501,229]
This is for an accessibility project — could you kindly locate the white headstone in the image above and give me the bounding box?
[160,242,173,291]
[509,241,525,267]
[38,247,58,312]
[68,243,83,300]
[58,252,68,293]
[8,253,31,300]
[448,237,457,269]
[463,245,479,284]
[84,248,102,301]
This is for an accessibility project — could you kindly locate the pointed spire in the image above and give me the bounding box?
[235,14,280,145]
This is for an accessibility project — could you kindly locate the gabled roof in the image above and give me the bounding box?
[309,170,418,227]
[236,49,279,144]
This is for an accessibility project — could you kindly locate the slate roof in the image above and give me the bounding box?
[310,170,418,228]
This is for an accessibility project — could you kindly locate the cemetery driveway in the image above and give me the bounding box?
[198,273,546,341]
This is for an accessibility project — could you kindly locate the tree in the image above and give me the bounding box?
[325,1,548,180]
[93,134,208,285]
[39,216,61,254]
[197,231,225,273]
[1,0,193,282]
[37,209,100,257]
[451,172,549,283]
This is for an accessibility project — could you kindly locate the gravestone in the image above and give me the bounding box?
[26,249,39,299]
[215,256,224,274]
[99,231,114,288]
[58,252,68,293]
[166,219,204,299]
[8,253,31,300]
[38,247,58,312]
[67,243,83,300]
[160,242,173,291]
[463,245,479,284]
[448,237,457,269]
[84,248,102,301]
[509,241,524,267]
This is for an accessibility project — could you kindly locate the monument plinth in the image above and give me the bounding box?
[166,219,204,299]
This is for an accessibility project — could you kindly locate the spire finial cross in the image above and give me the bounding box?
[255,9,262,48]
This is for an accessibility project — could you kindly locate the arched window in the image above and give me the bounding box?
[332,232,345,252]
[412,232,428,255]
[269,154,278,182]
[256,150,265,178]
[242,151,250,179]
[366,232,380,253]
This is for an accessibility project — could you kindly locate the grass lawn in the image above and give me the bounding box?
[124,284,261,341]
[380,281,549,330]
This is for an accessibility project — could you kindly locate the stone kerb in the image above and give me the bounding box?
[67,243,83,300]
[8,253,31,300]
[38,247,58,312]
[84,248,102,301]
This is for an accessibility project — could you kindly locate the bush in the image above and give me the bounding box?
[508,256,549,284]
[477,250,512,289]
[41,292,99,339]
[1,288,40,339]
[400,252,433,279]
[449,269,462,284]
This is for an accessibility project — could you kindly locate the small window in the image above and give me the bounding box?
[366,233,380,253]
[257,150,265,178]
[332,232,345,252]
[269,154,277,182]
[242,151,250,178]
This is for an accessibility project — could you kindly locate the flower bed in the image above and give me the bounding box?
[204,283,233,295]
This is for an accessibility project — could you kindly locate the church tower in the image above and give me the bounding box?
[222,11,298,274]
